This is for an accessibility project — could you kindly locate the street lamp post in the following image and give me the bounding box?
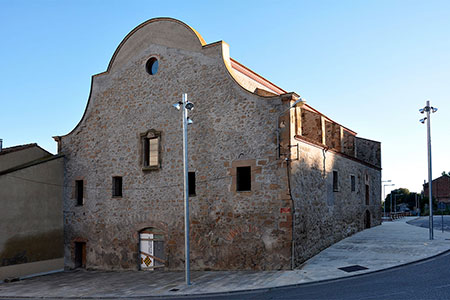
[383,182,394,218]
[419,100,438,240]
[393,193,404,214]
[173,93,194,285]
[390,192,393,216]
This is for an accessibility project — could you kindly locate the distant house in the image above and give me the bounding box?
[0,143,64,280]
[423,174,450,203]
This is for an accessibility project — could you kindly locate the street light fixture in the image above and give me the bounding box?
[173,93,194,285]
[419,100,438,240]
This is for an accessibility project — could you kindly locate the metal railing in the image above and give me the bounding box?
[383,212,412,221]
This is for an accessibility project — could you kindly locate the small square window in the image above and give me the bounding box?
[237,166,251,191]
[188,172,196,196]
[351,175,356,192]
[113,176,123,197]
[333,171,339,192]
[75,180,84,206]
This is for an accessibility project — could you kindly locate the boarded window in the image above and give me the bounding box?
[188,172,196,196]
[141,130,161,170]
[75,180,83,206]
[351,175,356,192]
[149,138,159,167]
[113,176,123,197]
[333,171,338,192]
[143,137,159,167]
[236,166,251,191]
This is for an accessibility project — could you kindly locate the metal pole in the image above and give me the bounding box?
[182,93,191,285]
[390,193,393,217]
[415,193,418,214]
[426,100,434,240]
[383,185,386,218]
[394,194,397,214]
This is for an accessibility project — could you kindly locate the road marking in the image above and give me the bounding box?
[358,291,408,299]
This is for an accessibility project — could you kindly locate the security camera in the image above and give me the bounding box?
[185,102,194,111]
[173,102,182,110]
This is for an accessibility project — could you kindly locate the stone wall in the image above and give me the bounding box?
[301,109,322,144]
[355,137,381,168]
[325,120,341,151]
[289,140,381,266]
[342,130,355,157]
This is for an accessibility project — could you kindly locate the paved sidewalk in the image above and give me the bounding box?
[1,217,449,299]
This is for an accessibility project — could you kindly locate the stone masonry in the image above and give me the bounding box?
[55,18,381,271]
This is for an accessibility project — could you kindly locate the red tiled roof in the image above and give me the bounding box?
[230,58,287,95]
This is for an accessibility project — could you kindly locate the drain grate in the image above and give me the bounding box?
[169,288,180,292]
[338,265,368,273]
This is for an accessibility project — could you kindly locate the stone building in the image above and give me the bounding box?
[0,143,64,280]
[423,174,450,204]
[54,18,381,271]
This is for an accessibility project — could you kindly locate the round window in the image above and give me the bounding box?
[146,57,158,75]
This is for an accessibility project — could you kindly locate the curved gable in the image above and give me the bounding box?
[108,18,206,72]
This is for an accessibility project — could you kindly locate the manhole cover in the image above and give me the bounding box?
[338,265,368,273]
[169,288,180,292]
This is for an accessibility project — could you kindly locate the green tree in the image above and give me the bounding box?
[384,188,421,212]
[420,196,438,215]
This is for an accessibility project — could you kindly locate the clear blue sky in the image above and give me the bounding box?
[1,0,449,193]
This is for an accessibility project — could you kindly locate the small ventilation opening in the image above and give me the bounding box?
[113,176,123,197]
[365,184,370,205]
[333,171,338,192]
[75,180,83,206]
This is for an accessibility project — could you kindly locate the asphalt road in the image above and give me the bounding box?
[408,215,450,232]
[170,251,450,300]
